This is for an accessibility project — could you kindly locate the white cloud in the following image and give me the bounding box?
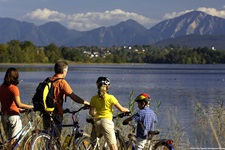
[163,10,193,19]
[197,7,225,18]
[24,8,66,22]
[23,8,157,31]
[23,6,225,31]
[163,6,225,20]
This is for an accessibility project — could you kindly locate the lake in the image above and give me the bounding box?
[0,63,225,148]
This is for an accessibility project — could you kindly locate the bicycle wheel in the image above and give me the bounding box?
[75,136,94,150]
[154,141,172,150]
[125,141,135,150]
[23,134,34,150]
[61,135,79,150]
[116,135,127,150]
[30,132,60,150]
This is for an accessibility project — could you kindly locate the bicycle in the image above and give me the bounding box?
[75,112,131,150]
[123,122,174,150]
[0,109,36,150]
[30,106,88,150]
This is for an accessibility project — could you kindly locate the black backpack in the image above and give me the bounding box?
[32,77,63,112]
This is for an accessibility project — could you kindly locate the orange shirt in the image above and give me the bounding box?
[0,84,20,115]
[50,76,73,115]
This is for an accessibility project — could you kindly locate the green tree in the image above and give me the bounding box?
[20,41,36,63]
[35,47,48,63]
[7,40,26,63]
[0,44,9,63]
[45,43,62,63]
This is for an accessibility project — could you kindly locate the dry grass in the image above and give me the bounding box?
[194,99,225,148]
[3,95,223,150]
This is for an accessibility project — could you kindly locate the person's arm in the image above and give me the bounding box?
[14,96,33,109]
[114,102,129,112]
[68,92,89,105]
[89,105,96,117]
[123,116,133,125]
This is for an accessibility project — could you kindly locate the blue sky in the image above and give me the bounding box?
[0,0,225,31]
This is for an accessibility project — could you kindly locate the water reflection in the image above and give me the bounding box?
[0,64,53,72]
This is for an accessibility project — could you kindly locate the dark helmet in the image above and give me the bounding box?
[96,76,110,87]
[135,93,151,104]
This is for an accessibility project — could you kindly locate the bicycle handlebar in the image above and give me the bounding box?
[20,108,34,114]
[63,105,89,114]
[113,111,131,119]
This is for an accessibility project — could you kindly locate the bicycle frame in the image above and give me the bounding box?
[33,106,87,149]
[0,110,35,150]
[12,121,34,149]
[61,108,84,144]
[125,123,174,150]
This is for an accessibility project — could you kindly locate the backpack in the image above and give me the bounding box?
[32,77,63,112]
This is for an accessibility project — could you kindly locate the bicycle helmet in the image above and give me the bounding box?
[135,93,151,104]
[96,76,110,88]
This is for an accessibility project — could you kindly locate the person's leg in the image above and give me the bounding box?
[109,144,118,150]
[1,115,10,139]
[91,119,102,143]
[101,119,117,150]
[135,137,147,150]
[8,115,22,145]
[8,115,22,139]
[53,114,63,137]
[42,115,50,131]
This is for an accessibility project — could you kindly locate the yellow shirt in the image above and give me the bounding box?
[90,93,118,120]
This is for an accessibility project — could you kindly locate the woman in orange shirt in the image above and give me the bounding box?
[0,67,33,141]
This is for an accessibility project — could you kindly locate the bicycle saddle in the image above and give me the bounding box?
[148,130,160,136]
[86,118,94,124]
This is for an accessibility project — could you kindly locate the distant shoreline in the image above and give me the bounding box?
[0,62,146,66]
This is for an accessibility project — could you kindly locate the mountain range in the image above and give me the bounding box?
[0,11,225,49]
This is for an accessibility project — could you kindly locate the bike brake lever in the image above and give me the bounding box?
[125,112,131,116]
[118,112,131,118]
[83,105,90,110]
[63,108,70,113]
[86,118,94,124]
[122,121,128,125]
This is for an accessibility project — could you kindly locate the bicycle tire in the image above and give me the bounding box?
[62,135,79,150]
[116,135,127,150]
[125,141,135,150]
[153,141,173,150]
[30,132,60,150]
[74,135,94,150]
[23,134,33,150]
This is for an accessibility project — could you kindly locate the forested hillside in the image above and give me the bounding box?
[0,40,225,64]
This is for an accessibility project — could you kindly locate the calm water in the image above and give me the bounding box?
[0,64,225,147]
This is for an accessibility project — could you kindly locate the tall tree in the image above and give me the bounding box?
[45,43,62,63]
[7,40,25,63]
[0,44,9,63]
